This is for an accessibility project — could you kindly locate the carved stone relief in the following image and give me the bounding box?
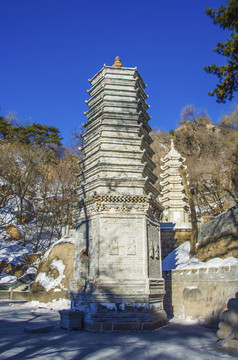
[127,238,136,255]
[109,237,119,255]
[147,221,161,278]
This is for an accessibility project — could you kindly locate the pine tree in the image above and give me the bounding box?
[0,117,62,153]
[204,0,238,103]
[0,117,10,140]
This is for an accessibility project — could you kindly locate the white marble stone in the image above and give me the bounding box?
[71,62,167,331]
[160,140,191,229]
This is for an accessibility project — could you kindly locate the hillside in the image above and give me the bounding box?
[0,107,237,290]
[151,105,238,216]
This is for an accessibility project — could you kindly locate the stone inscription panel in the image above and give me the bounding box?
[99,217,143,279]
[147,221,161,278]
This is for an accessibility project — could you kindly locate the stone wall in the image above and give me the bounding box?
[161,226,192,260]
[196,206,238,261]
[0,290,30,300]
[163,265,238,324]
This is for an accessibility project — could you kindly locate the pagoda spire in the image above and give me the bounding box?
[112,56,123,67]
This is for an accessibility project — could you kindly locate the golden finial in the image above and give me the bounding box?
[112,56,123,67]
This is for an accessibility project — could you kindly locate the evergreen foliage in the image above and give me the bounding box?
[0,117,62,147]
[204,0,238,103]
[0,116,63,161]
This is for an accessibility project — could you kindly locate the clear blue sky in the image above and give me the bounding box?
[1,0,237,145]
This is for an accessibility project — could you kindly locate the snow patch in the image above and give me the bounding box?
[162,241,238,271]
[36,259,66,292]
[24,298,71,310]
[101,303,117,311]
[0,274,17,284]
[185,286,198,290]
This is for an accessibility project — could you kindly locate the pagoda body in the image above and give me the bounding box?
[70,58,167,331]
[160,140,191,228]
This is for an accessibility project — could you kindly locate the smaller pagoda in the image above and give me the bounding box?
[160,140,191,228]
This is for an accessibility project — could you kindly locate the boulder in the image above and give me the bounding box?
[6,224,23,240]
[0,260,27,278]
[218,321,233,332]
[30,240,74,303]
[222,309,238,327]
[227,298,238,314]
[225,339,238,351]
[217,329,234,340]
[217,295,238,351]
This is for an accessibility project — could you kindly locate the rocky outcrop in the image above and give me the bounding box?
[0,260,26,278]
[196,206,238,261]
[196,228,238,261]
[199,206,238,241]
[30,239,74,303]
[0,253,39,279]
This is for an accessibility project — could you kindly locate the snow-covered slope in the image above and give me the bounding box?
[162,241,238,271]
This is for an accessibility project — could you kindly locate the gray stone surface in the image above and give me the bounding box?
[59,310,83,330]
[198,206,238,241]
[163,266,238,323]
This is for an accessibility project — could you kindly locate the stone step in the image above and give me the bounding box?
[24,323,55,334]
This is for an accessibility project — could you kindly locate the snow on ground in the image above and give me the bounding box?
[162,241,238,271]
[0,300,237,360]
[0,274,17,284]
[24,298,71,310]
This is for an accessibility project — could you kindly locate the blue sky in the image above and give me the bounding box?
[1,0,237,145]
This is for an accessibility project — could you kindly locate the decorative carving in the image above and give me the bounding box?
[78,194,164,217]
[149,241,154,258]
[154,243,160,260]
[109,237,119,255]
[127,239,136,255]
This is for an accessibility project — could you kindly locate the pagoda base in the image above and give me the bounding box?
[83,311,168,332]
[70,290,167,332]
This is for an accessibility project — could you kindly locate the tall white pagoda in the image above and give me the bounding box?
[160,139,191,228]
[70,57,167,331]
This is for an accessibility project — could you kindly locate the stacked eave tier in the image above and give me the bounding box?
[77,132,159,198]
[84,66,151,133]
[160,169,184,179]
[77,66,159,199]
[161,147,186,164]
[160,161,187,172]
[160,192,186,203]
[159,198,188,209]
[160,178,184,187]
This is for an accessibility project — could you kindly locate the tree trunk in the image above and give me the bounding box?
[179,166,198,258]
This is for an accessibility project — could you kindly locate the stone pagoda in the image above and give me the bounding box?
[160,140,190,227]
[70,57,167,331]
[159,140,191,258]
